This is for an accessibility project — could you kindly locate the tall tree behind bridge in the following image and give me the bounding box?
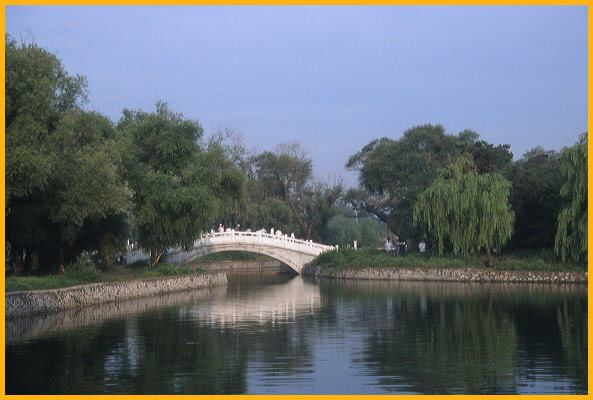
[251,142,343,241]
[119,103,246,267]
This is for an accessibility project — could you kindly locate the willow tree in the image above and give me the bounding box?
[346,124,512,244]
[555,133,588,264]
[413,154,515,268]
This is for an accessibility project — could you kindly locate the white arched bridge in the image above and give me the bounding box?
[128,231,335,274]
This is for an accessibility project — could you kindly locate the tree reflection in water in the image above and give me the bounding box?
[320,280,587,395]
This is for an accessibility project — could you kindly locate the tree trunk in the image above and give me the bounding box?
[485,246,494,268]
[306,221,314,241]
[24,248,33,274]
[55,232,67,275]
[12,245,22,277]
[58,246,66,275]
[286,194,309,239]
[150,246,165,268]
[103,246,112,268]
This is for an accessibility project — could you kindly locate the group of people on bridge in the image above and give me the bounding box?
[217,224,296,240]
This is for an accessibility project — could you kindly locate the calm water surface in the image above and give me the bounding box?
[6,273,587,395]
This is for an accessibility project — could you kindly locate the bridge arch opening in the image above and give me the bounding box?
[183,246,304,274]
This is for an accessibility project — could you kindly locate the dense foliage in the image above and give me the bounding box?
[555,134,588,264]
[118,103,246,266]
[506,147,563,250]
[6,36,131,273]
[345,124,513,244]
[5,38,244,273]
[326,215,392,248]
[228,141,344,242]
[413,154,515,268]
[346,123,586,267]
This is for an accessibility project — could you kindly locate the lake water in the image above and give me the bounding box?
[5,273,588,395]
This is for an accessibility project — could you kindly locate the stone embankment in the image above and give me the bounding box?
[302,265,588,283]
[6,272,227,318]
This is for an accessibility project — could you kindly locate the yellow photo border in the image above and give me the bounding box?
[0,3,589,400]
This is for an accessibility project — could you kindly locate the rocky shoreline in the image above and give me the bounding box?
[5,272,228,318]
[302,265,588,283]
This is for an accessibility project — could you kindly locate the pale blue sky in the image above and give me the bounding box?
[5,5,588,185]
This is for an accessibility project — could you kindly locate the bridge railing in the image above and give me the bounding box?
[195,230,335,253]
[126,230,335,264]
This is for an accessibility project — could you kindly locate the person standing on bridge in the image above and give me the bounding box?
[218,224,224,233]
[385,238,392,254]
[270,227,275,236]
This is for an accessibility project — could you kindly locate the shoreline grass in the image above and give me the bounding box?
[311,247,587,272]
[5,259,205,293]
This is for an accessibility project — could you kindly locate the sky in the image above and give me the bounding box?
[5,5,588,186]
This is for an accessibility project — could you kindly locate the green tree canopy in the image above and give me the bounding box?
[413,154,515,268]
[307,177,344,243]
[347,125,453,237]
[507,146,564,250]
[252,142,315,238]
[5,34,87,203]
[326,215,393,248]
[346,125,513,244]
[230,141,344,242]
[5,36,131,273]
[119,103,246,266]
[244,197,300,235]
[555,133,588,264]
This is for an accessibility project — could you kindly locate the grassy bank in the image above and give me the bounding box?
[312,247,586,272]
[5,251,269,293]
[5,258,205,293]
[6,248,586,293]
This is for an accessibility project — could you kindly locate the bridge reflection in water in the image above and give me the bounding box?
[182,276,321,327]
[6,276,321,342]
